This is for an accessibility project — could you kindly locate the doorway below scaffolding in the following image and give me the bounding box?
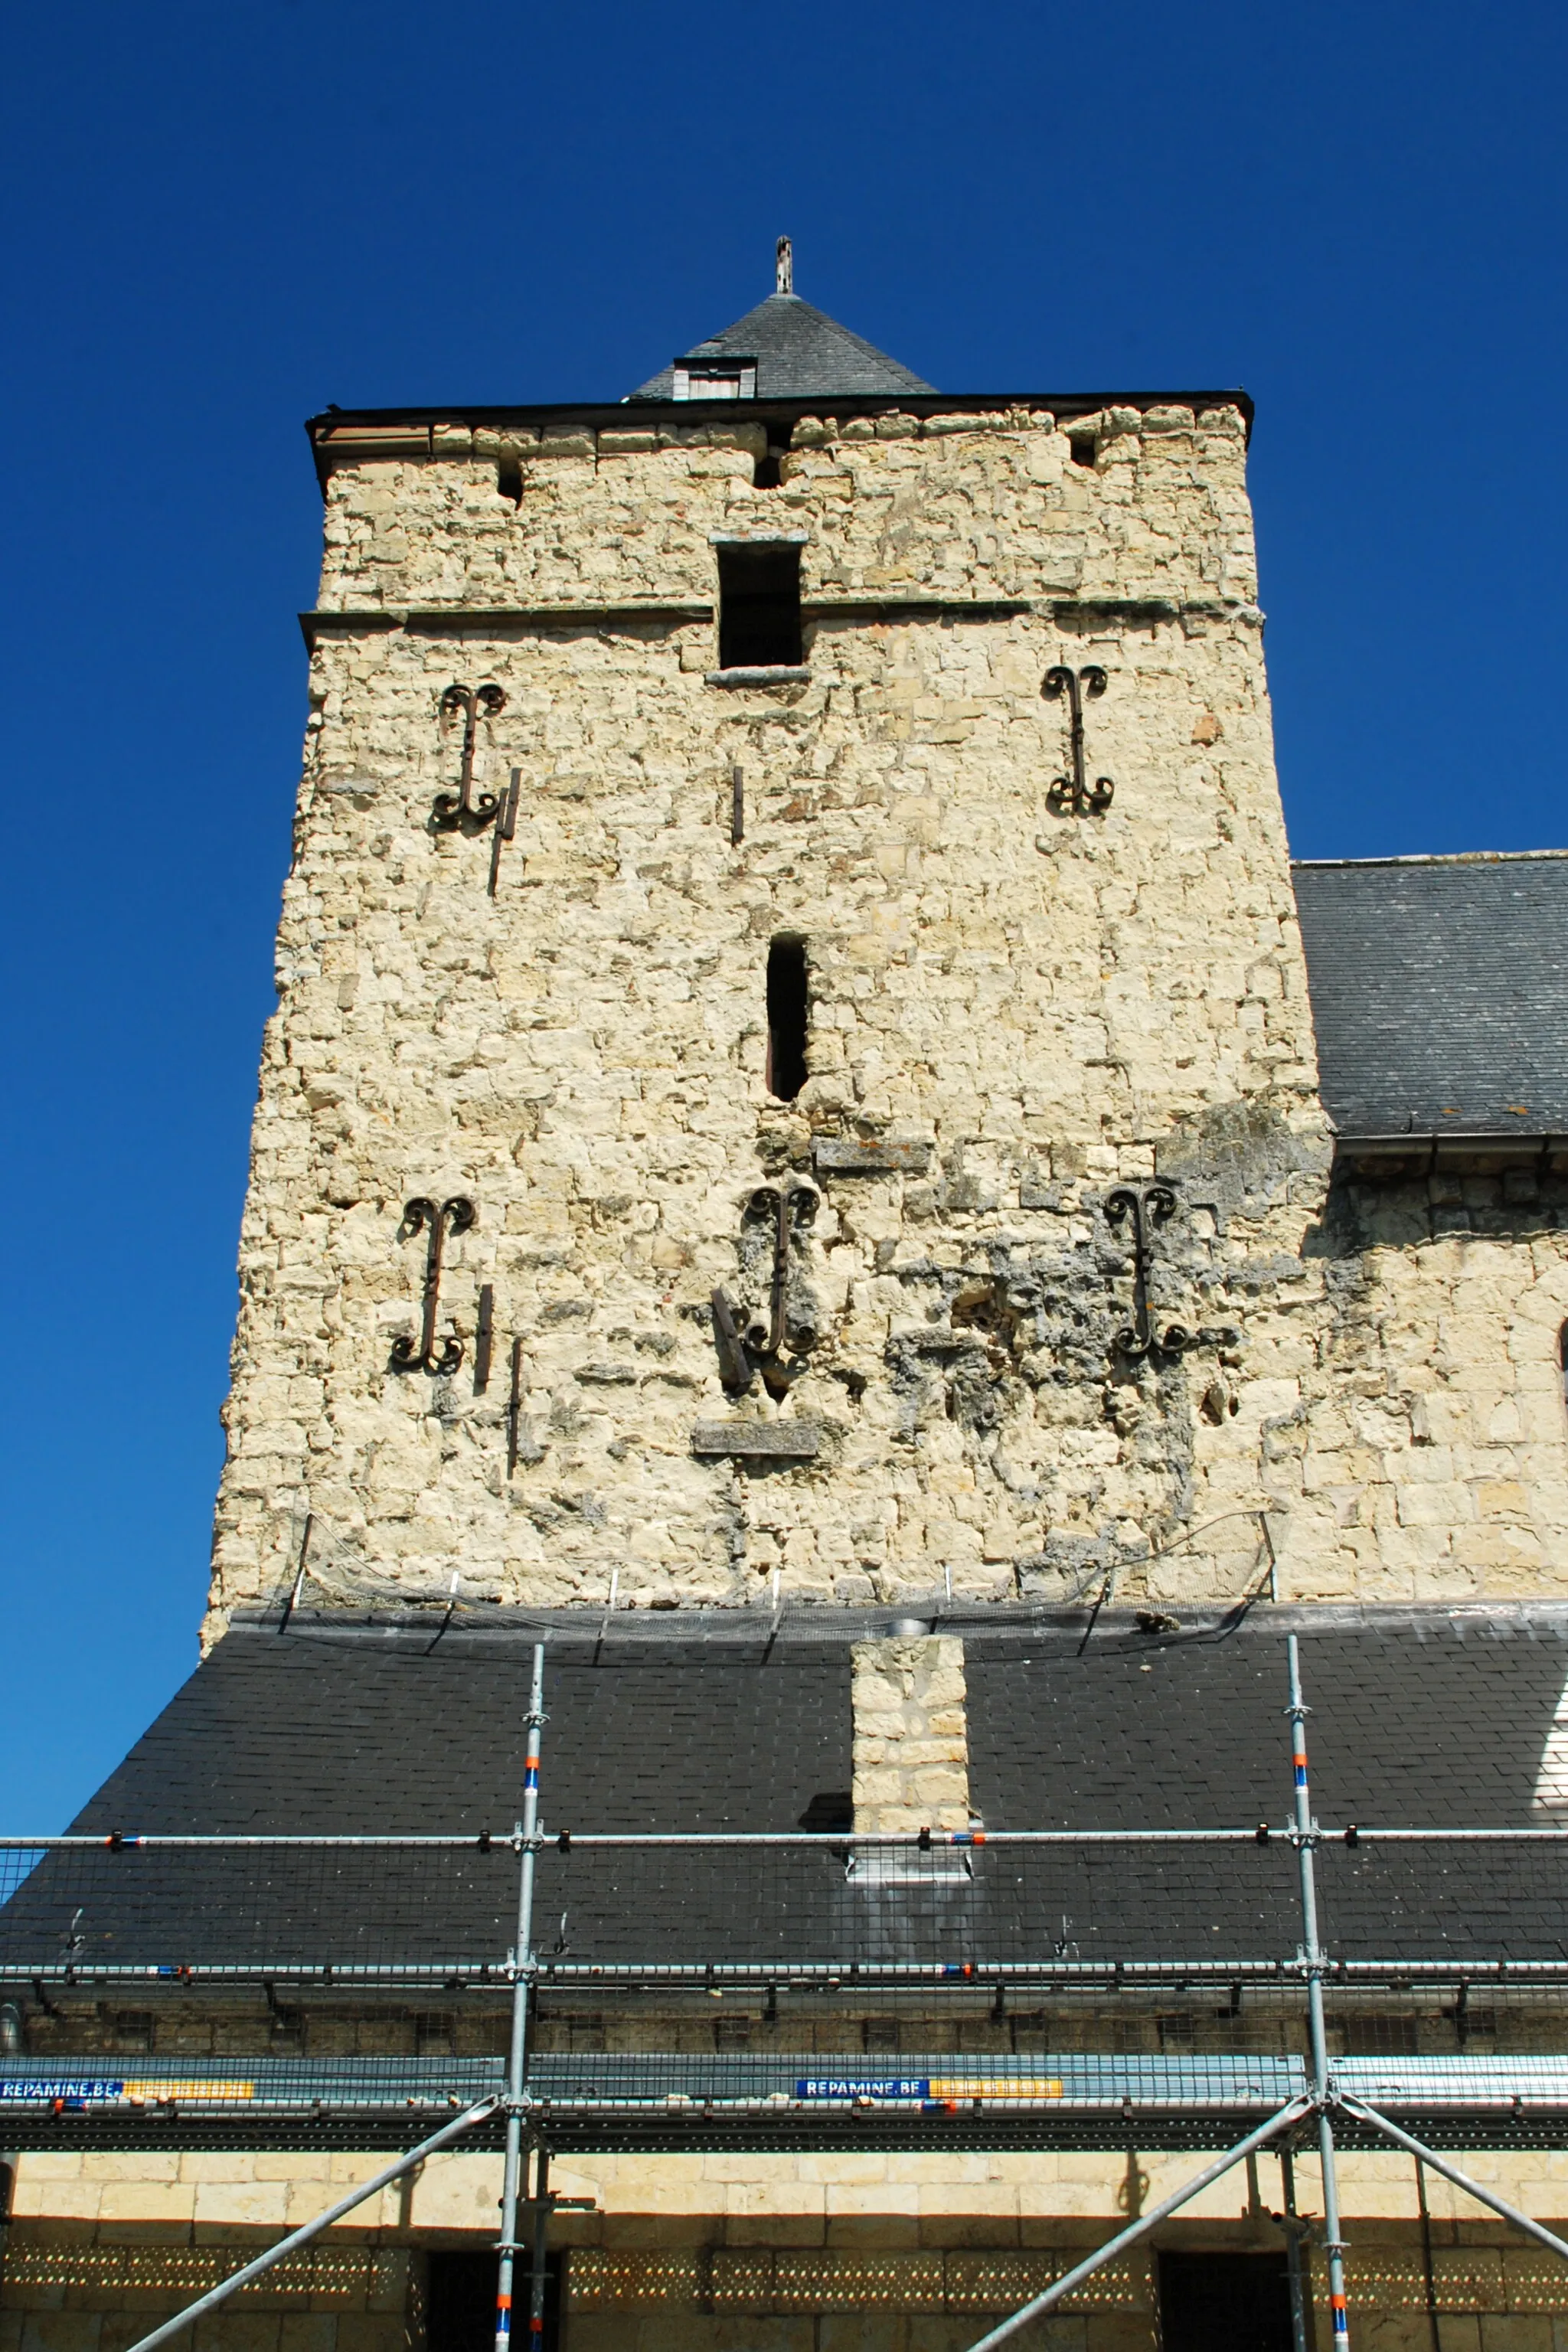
[426,2249,562,2352]
[1158,2250,1293,2352]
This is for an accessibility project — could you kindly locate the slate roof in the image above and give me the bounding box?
[0,1625,852,1977]
[51,1620,852,1838]
[967,1610,1568,1829]
[1293,853,1568,1138]
[5,1609,1566,1980]
[629,291,933,401]
[967,1611,1568,1967]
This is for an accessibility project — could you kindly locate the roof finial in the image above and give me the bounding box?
[776,235,793,296]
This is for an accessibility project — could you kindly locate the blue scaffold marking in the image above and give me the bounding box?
[0,2079,126,2102]
[793,2077,929,2100]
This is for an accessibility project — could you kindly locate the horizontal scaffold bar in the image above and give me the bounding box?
[8,1823,1568,1849]
[11,2053,1568,2115]
[14,1955,1568,1986]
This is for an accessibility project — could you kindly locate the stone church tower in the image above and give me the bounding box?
[14,250,1568,2352]
[207,246,1566,1634]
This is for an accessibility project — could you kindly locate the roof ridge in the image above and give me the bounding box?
[1293,848,1568,867]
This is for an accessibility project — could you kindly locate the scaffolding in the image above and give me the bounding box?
[5,1636,1568,2352]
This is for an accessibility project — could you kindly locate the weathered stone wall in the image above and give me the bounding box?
[209,403,1343,1632]
[206,402,1568,1632]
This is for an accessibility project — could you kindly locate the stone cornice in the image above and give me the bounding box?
[298,595,1261,650]
[307,385,1254,485]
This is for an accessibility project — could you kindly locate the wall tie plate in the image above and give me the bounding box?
[691,1419,821,1460]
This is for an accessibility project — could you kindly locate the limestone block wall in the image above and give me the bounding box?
[851,1637,969,1831]
[313,403,1259,616]
[1285,1187,1568,1602]
[11,2146,1568,2352]
[206,397,1568,1628]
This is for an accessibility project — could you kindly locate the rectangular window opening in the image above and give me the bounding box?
[718,542,802,671]
[1069,430,1097,468]
[766,936,808,1101]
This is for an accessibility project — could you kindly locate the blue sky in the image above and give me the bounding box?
[2,0,1565,1825]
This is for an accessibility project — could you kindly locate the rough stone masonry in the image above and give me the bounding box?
[205,395,1568,1639]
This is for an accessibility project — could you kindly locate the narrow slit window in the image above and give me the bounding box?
[766,936,808,1100]
[1559,1323,1568,1418]
[718,543,802,670]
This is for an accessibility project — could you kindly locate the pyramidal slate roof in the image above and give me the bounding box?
[630,289,933,402]
[1293,851,1568,1140]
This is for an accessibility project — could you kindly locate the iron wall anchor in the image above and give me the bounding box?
[392,1196,476,1374]
[710,1285,754,1393]
[1044,665,1114,815]
[433,684,507,831]
[747,1179,819,1359]
[505,1336,525,1472]
[1104,1183,1190,1362]
[487,768,522,897]
[711,1180,819,1391]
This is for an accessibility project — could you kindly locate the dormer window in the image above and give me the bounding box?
[672,358,758,401]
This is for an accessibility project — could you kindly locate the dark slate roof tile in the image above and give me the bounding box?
[1293,853,1568,1137]
[965,1617,1568,1965]
[61,1627,849,1839]
[7,1613,1566,1977]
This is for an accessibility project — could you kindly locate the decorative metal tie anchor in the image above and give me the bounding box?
[1104,1183,1191,1362]
[712,1180,818,1393]
[433,684,507,830]
[1044,665,1114,815]
[393,1196,476,1374]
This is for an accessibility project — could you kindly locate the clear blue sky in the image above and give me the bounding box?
[2,0,1564,1826]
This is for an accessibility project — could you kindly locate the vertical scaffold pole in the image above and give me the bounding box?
[529,2145,551,2348]
[1287,1632,1351,2352]
[1279,2146,1310,2352]
[495,1644,547,2352]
